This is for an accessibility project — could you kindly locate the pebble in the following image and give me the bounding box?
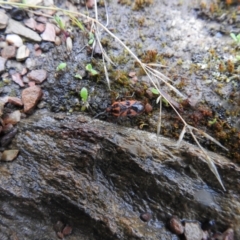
[62,224,72,236]
[222,228,234,240]
[1,45,16,59]
[10,8,26,21]
[169,216,184,235]
[22,85,43,113]
[36,23,45,33]
[8,97,23,107]
[44,0,54,6]
[3,110,21,125]
[184,222,203,240]
[41,23,56,42]
[55,36,61,46]
[24,18,37,30]
[36,16,47,23]
[53,221,64,233]
[86,0,95,8]
[0,41,8,48]
[11,73,24,87]
[0,57,7,73]
[1,150,19,162]
[25,58,36,70]
[7,60,26,72]
[28,69,47,84]
[140,212,152,222]
[145,103,153,113]
[40,41,54,52]
[0,127,17,147]
[6,19,41,42]
[24,0,43,5]
[66,37,73,52]
[0,12,9,29]
[16,45,30,61]
[6,34,23,47]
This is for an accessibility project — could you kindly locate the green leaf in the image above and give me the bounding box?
[230,33,238,42]
[86,64,93,71]
[236,55,240,61]
[74,74,82,79]
[54,15,65,30]
[90,69,98,76]
[208,118,217,126]
[88,38,94,45]
[80,87,88,102]
[150,87,160,95]
[56,62,67,71]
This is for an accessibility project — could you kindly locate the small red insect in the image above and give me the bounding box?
[94,100,150,119]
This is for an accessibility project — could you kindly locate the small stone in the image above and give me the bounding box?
[6,19,41,42]
[41,23,56,42]
[22,85,43,113]
[86,0,95,8]
[53,221,64,232]
[184,222,203,240]
[24,18,37,30]
[1,46,16,59]
[0,41,8,48]
[23,76,29,83]
[40,41,54,52]
[34,49,42,56]
[28,69,47,84]
[44,0,54,6]
[36,16,47,23]
[28,81,36,87]
[0,128,17,147]
[222,228,234,240]
[25,58,36,70]
[8,97,23,106]
[169,216,184,235]
[24,0,43,5]
[0,12,9,29]
[6,34,23,47]
[62,224,72,236]
[129,71,136,77]
[10,8,26,21]
[20,68,28,76]
[1,150,19,162]
[0,56,7,73]
[3,110,21,125]
[144,103,153,113]
[56,232,64,239]
[140,212,152,222]
[35,23,45,33]
[55,36,61,46]
[16,45,30,61]
[66,37,72,52]
[11,73,24,87]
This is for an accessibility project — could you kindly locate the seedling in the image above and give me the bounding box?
[85,63,98,76]
[54,15,65,31]
[74,74,82,79]
[208,118,217,126]
[230,33,240,44]
[88,32,95,45]
[80,87,89,111]
[56,62,67,71]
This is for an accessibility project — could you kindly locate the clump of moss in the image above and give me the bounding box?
[133,0,154,10]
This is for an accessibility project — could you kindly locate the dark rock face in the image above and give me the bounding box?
[0,111,240,239]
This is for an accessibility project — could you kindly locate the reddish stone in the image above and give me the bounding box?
[8,97,23,106]
[24,18,36,30]
[21,85,43,113]
[11,73,24,87]
[169,216,184,235]
[28,69,47,84]
[36,23,45,33]
[1,45,16,59]
[62,224,72,236]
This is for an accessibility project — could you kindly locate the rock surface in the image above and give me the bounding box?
[27,69,47,83]
[0,112,239,239]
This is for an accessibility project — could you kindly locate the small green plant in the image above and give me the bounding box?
[88,32,95,45]
[54,15,65,31]
[80,87,89,111]
[85,64,98,76]
[56,62,67,71]
[230,33,240,44]
[208,118,217,126]
[74,74,82,79]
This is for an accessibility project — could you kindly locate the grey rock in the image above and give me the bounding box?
[0,11,9,29]
[27,69,47,84]
[40,23,56,42]
[0,112,238,239]
[5,19,41,42]
[0,57,6,73]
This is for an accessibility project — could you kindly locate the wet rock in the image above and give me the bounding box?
[11,73,24,87]
[6,19,41,42]
[222,228,234,240]
[21,85,43,113]
[1,45,16,59]
[10,8,26,21]
[6,34,23,47]
[140,212,152,222]
[27,69,47,84]
[3,110,21,125]
[0,11,9,29]
[0,127,17,147]
[40,41,54,52]
[1,150,19,161]
[8,97,23,107]
[24,18,37,30]
[40,23,56,42]
[184,222,203,240]
[0,56,7,73]
[169,216,184,235]
[16,45,30,61]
